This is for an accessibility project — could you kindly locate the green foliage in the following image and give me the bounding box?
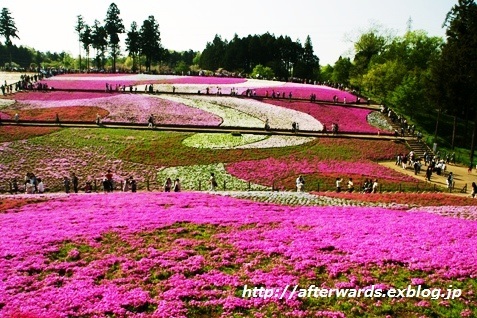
[320,64,334,82]
[332,56,352,84]
[435,0,477,161]
[91,19,108,69]
[362,60,407,101]
[351,30,388,81]
[389,74,426,119]
[251,64,275,80]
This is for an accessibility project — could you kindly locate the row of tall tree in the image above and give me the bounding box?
[75,3,163,72]
[199,33,319,80]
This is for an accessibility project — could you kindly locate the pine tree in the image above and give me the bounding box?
[104,3,125,72]
[0,8,19,69]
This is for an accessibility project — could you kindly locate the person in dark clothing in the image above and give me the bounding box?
[71,173,79,193]
[64,176,70,193]
[130,176,137,192]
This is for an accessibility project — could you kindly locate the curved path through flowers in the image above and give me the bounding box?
[0,119,407,141]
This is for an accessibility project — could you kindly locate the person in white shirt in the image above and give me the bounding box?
[296,175,305,192]
[37,178,45,194]
[372,179,379,193]
[347,178,354,193]
[336,178,343,193]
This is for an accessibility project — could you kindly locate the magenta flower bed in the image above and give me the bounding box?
[264,100,390,134]
[39,76,246,90]
[250,83,361,102]
[54,74,127,78]
[41,79,141,90]
[0,192,476,317]
[160,76,247,85]
[226,157,418,185]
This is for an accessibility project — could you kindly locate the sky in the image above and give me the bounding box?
[1,0,456,66]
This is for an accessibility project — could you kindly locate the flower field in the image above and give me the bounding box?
[250,82,361,101]
[0,128,410,192]
[263,99,391,134]
[1,73,476,317]
[0,192,476,317]
[226,157,420,190]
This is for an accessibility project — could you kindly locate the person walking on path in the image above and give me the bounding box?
[164,177,172,192]
[105,170,114,192]
[426,166,432,182]
[372,179,379,193]
[210,173,218,191]
[336,177,343,193]
[130,177,137,193]
[446,172,454,190]
[71,173,79,193]
[296,175,305,192]
[173,178,181,192]
[64,176,71,194]
[347,178,354,193]
[148,114,155,128]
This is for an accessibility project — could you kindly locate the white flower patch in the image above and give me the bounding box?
[188,95,323,131]
[145,78,286,95]
[367,111,393,131]
[0,99,15,108]
[159,95,263,127]
[234,135,315,149]
[183,133,266,149]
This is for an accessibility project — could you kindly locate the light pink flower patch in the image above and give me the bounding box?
[13,91,112,101]
[13,93,222,125]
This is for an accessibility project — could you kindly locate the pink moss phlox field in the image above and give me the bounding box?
[250,83,361,102]
[41,79,141,90]
[13,91,113,101]
[37,76,245,90]
[13,93,222,125]
[1,192,477,316]
[160,76,247,85]
[226,157,418,185]
[264,99,389,134]
[54,73,127,78]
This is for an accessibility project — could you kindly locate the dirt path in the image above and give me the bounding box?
[380,161,477,198]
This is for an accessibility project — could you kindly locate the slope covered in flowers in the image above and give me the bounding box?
[249,82,360,101]
[0,127,411,192]
[10,92,223,125]
[0,192,476,317]
[263,99,390,134]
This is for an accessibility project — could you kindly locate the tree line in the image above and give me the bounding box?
[199,33,319,81]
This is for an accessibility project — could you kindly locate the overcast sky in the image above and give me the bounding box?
[1,0,455,65]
